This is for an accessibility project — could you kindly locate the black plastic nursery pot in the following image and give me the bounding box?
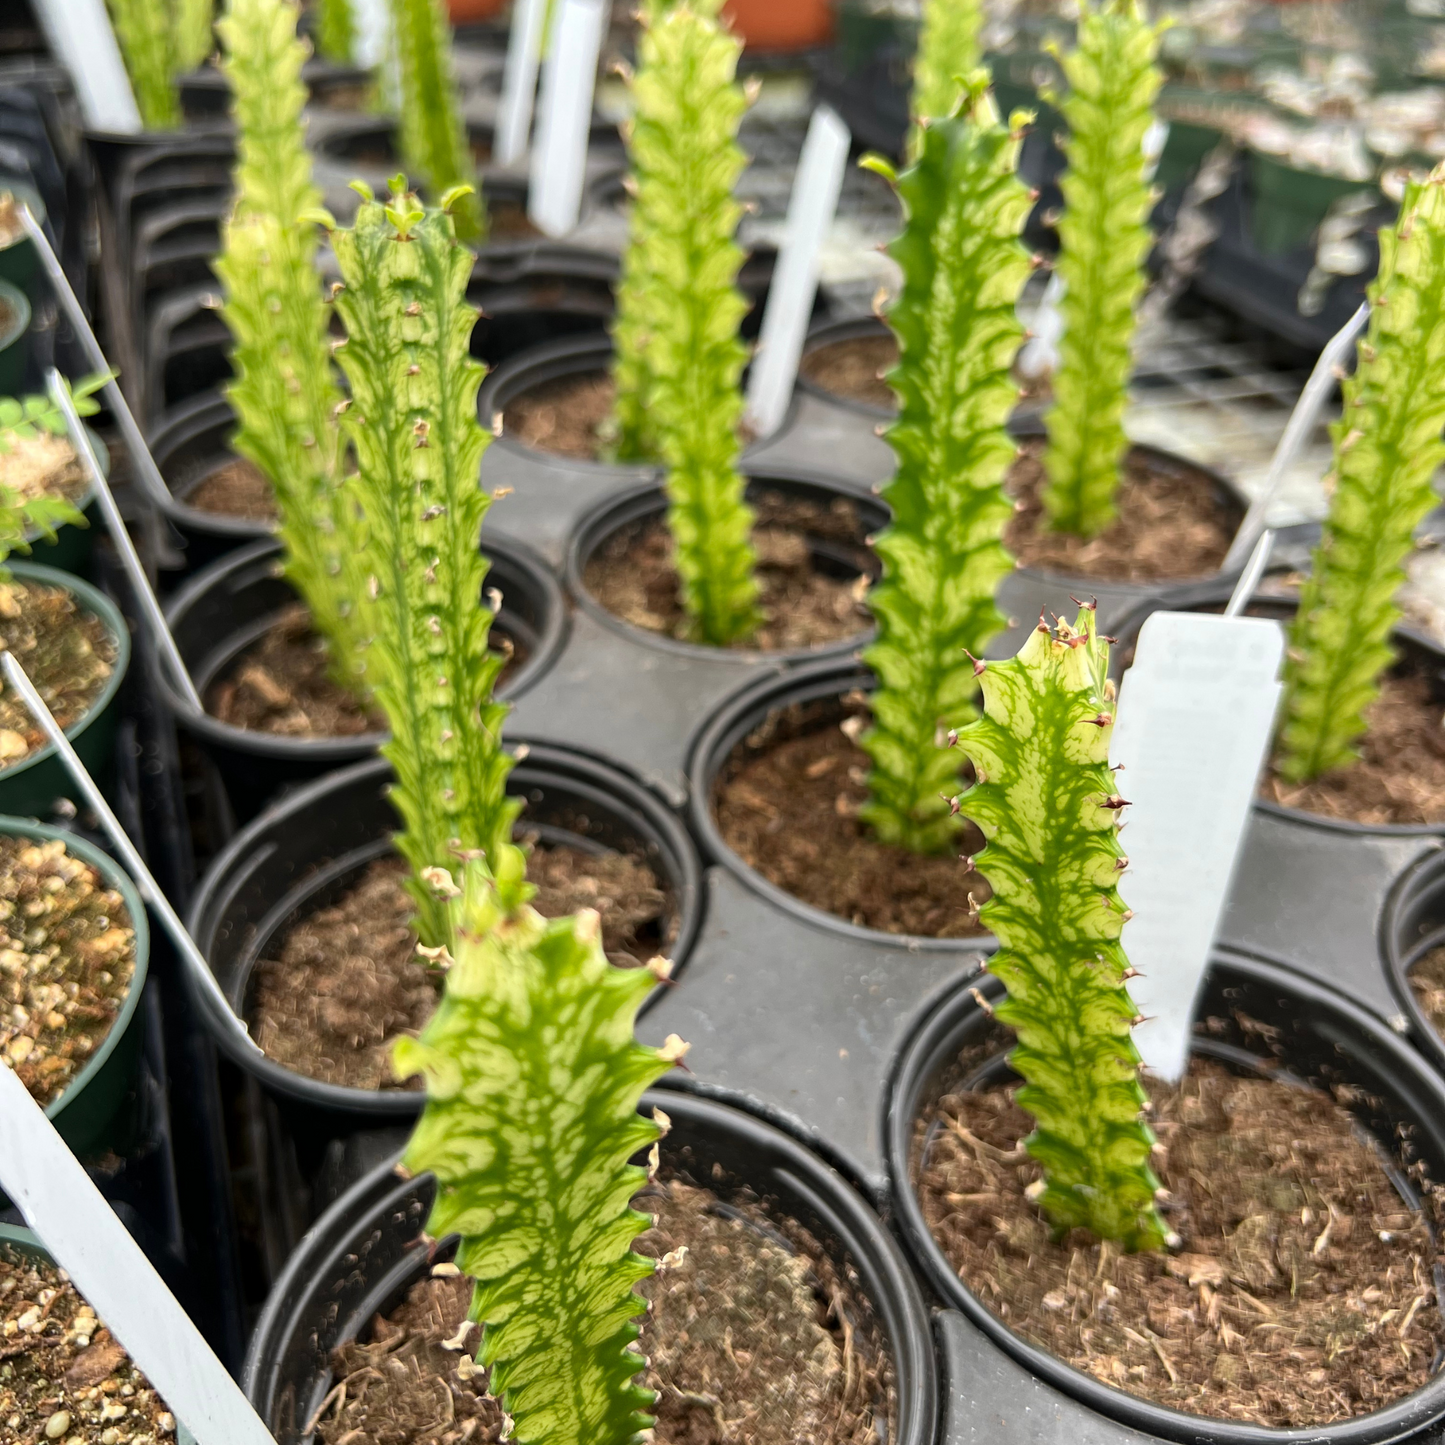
[0,563,130,819]
[156,534,565,818]
[15,421,108,580]
[178,58,373,119]
[887,947,1445,1445]
[1381,849,1445,1080]
[241,1091,938,1445]
[185,751,703,1132]
[0,818,151,1156]
[796,313,897,422]
[0,275,30,394]
[467,241,618,367]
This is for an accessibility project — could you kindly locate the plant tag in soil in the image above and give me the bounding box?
[1108,610,1284,1082]
[743,104,852,439]
[527,0,606,237]
[0,1062,274,1445]
[496,0,548,166]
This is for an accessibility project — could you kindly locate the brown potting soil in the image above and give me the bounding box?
[0,581,117,771]
[251,847,672,1089]
[1261,672,1445,827]
[314,1177,893,1445]
[0,1246,175,1444]
[185,456,279,522]
[0,430,88,509]
[584,490,872,652]
[1409,943,1445,1041]
[501,369,615,459]
[1003,439,1235,583]
[915,1051,1443,1429]
[0,835,137,1109]
[714,694,989,938]
[206,605,526,738]
[487,198,541,241]
[799,334,899,412]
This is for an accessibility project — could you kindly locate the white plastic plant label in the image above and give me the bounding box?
[350,0,392,70]
[1109,610,1285,1081]
[527,0,606,237]
[496,0,548,166]
[0,1063,273,1445]
[743,104,852,439]
[30,0,142,134]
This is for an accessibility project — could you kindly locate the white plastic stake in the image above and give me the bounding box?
[0,653,263,1060]
[0,1064,273,1445]
[1110,612,1285,1081]
[527,0,605,238]
[496,0,548,166]
[349,0,391,70]
[744,105,852,440]
[45,370,203,712]
[29,0,142,135]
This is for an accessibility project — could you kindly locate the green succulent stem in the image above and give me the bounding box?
[390,0,484,242]
[315,0,356,62]
[106,0,185,129]
[1041,0,1163,538]
[395,854,676,1445]
[860,83,1030,854]
[1278,168,1445,783]
[956,606,1167,1251]
[911,0,983,125]
[174,0,216,71]
[332,189,515,946]
[214,0,369,693]
[606,0,759,645]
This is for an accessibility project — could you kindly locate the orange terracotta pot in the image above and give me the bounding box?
[722,0,834,51]
[447,0,508,21]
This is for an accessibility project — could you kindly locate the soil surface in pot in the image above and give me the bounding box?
[799,334,898,411]
[714,692,989,937]
[1003,439,1234,583]
[252,848,673,1089]
[584,490,872,652]
[0,1246,175,1443]
[205,605,525,737]
[915,1035,1443,1428]
[1407,942,1445,1042]
[0,580,117,772]
[314,1175,893,1445]
[0,836,137,1108]
[1260,670,1445,826]
[186,455,279,522]
[500,369,615,460]
[0,431,89,510]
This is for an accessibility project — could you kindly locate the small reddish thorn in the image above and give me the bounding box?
[1101,795,1130,810]
[963,648,987,677]
[1068,595,1099,613]
[945,729,960,748]
[961,854,976,872]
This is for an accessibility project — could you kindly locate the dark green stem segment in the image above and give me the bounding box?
[606,0,759,645]
[395,853,679,1445]
[957,606,1167,1251]
[331,188,514,945]
[1041,0,1162,538]
[315,0,356,63]
[861,83,1030,854]
[390,0,484,241]
[1279,166,1445,783]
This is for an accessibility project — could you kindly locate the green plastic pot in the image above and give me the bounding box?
[0,819,150,1155]
[0,279,30,397]
[0,179,43,300]
[13,423,105,579]
[1154,116,1222,192]
[0,562,130,818]
[1247,151,1377,257]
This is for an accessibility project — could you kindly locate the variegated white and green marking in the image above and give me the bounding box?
[861,81,1031,855]
[396,854,681,1445]
[1280,166,1445,783]
[606,0,759,646]
[957,606,1168,1251]
[1042,0,1163,538]
[332,188,515,946]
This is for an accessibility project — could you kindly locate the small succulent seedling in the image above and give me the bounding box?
[860,81,1031,854]
[331,186,514,946]
[396,855,682,1445]
[1041,0,1163,538]
[911,0,984,125]
[214,0,369,692]
[1279,167,1445,782]
[0,374,107,455]
[390,0,484,242]
[606,0,759,646]
[105,0,214,129]
[954,605,1168,1250]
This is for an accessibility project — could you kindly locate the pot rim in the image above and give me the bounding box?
[0,277,31,349]
[563,469,884,664]
[184,749,704,1116]
[884,944,1445,1445]
[684,652,1002,953]
[795,313,897,421]
[146,390,272,542]
[240,1089,939,1445]
[1380,844,1445,1074]
[156,532,567,758]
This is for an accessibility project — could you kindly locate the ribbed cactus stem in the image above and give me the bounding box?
[956,606,1168,1251]
[395,854,679,1445]
[105,0,184,129]
[315,0,356,62]
[912,0,984,123]
[1041,0,1163,538]
[861,81,1030,854]
[1279,166,1445,783]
